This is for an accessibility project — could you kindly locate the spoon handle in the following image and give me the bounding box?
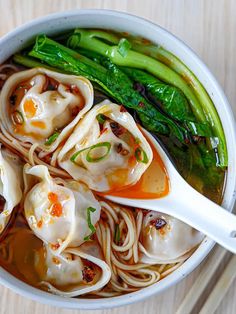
[107,183,236,253]
[156,184,236,254]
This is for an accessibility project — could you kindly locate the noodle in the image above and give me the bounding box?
[93,202,187,296]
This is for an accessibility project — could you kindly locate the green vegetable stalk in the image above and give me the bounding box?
[127,36,228,167]
[67,29,227,167]
[67,29,205,122]
[25,35,189,143]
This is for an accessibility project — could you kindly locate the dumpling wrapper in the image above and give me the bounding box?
[0,68,93,152]
[35,242,111,297]
[0,146,23,234]
[24,164,101,255]
[139,211,204,264]
[58,100,153,191]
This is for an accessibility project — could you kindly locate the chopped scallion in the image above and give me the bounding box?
[114,223,120,244]
[86,142,111,162]
[70,147,89,162]
[135,147,149,164]
[96,114,106,124]
[70,141,111,163]
[45,132,60,146]
[84,206,96,241]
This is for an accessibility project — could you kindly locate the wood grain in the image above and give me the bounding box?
[0,0,235,313]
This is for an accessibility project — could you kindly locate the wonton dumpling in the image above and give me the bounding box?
[24,164,101,254]
[139,211,204,264]
[0,147,23,234]
[0,68,93,152]
[58,100,153,191]
[36,242,111,297]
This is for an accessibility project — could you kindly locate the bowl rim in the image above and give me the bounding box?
[0,8,235,310]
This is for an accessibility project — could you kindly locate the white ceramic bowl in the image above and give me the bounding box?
[0,9,235,310]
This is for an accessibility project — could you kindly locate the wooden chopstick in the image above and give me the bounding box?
[199,254,236,314]
[176,245,227,314]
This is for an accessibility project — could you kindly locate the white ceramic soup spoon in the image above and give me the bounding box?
[105,129,236,254]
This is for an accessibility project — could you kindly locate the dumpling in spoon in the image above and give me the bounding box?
[24,164,101,254]
[35,242,111,297]
[0,68,93,152]
[0,146,23,234]
[139,211,204,264]
[57,100,153,191]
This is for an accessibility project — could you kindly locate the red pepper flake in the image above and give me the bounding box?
[116,143,129,156]
[100,127,108,136]
[50,203,63,217]
[48,192,58,203]
[37,220,43,228]
[151,218,167,230]
[120,105,127,112]
[138,102,145,108]
[82,266,95,283]
[51,242,60,250]
[110,122,126,137]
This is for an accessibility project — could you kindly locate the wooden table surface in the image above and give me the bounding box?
[0,0,235,313]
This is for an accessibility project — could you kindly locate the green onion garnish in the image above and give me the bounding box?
[45,132,60,146]
[96,114,106,124]
[70,147,90,162]
[118,38,132,57]
[84,206,96,241]
[114,223,120,244]
[71,141,111,163]
[135,147,149,164]
[86,142,111,163]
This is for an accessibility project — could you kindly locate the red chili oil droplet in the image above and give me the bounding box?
[50,203,63,217]
[48,192,58,203]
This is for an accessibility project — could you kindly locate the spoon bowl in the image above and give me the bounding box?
[105,129,236,254]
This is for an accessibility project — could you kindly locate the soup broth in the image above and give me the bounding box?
[0,28,227,297]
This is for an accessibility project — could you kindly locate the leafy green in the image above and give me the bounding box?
[123,68,212,137]
[75,48,189,142]
[67,29,206,122]
[127,36,227,167]
[66,29,227,167]
[27,35,189,143]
